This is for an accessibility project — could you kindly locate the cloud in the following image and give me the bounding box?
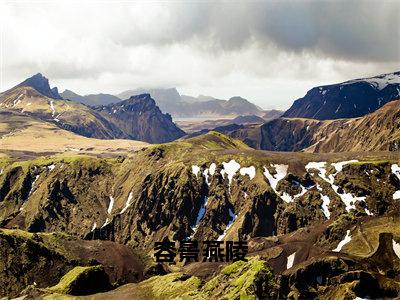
[0,0,399,109]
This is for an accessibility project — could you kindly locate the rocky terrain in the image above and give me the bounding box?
[1,131,400,298]
[0,74,185,143]
[283,71,400,120]
[213,98,400,152]
[92,94,185,143]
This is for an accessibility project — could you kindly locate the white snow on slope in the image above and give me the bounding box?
[333,230,352,252]
[343,72,400,91]
[191,197,209,235]
[14,94,24,107]
[287,252,296,269]
[393,240,400,259]
[192,165,200,177]
[222,160,241,187]
[317,184,331,219]
[280,184,308,204]
[50,101,56,117]
[331,160,358,173]
[47,164,55,171]
[203,168,210,185]
[101,218,109,228]
[391,164,400,200]
[120,192,133,214]
[239,166,256,180]
[28,175,40,197]
[305,162,331,183]
[209,163,216,175]
[217,208,237,241]
[263,164,288,191]
[393,191,400,200]
[306,161,366,212]
[107,196,115,214]
[264,164,306,203]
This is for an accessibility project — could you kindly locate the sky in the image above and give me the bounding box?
[1,0,399,110]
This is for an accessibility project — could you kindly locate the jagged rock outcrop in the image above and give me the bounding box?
[0,75,186,143]
[15,73,62,99]
[93,94,185,143]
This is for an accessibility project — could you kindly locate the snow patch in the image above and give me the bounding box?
[391,164,400,201]
[393,191,400,200]
[209,163,216,175]
[239,166,256,180]
[333,230,352,252]
[307,161,365,212]
[287,252,296,269]
[192,165,200,177]
[13,94,24,107]
[217,208,237,241]
[393,240,400,259]
[331,160,358,173]
[28,175,40,197]
[343,72,400,90]
[263,164,288,191]
[120,191,133,214]
[107,196,115,214]
[47,164,55,171]
[101,218,109,228]
[191,197,209,235]
[317,185,331,219]
[203,168,210,185]
[222,160,241,187]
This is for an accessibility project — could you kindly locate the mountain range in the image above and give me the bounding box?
[61,87,271,119]
[2,71,400,299]
[1,74,184,143]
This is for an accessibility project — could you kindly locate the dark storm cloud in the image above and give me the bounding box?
[113,0,399,63]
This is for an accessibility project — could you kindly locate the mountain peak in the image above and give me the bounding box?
[16,73,62,99]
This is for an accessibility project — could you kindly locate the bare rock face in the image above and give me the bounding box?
[16,73,62,99]
[93,94,185,143]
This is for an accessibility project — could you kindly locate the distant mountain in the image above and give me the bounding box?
[117,88,266,118]
[16,73,62,99]
[61,89,121,106]
[92,94,185,143]
[181,94,216,103]
[176,114,273,134]
[283,71,400,120]
[0,75,185,143]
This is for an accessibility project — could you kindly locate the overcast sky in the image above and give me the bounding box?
[1,0,399,109]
